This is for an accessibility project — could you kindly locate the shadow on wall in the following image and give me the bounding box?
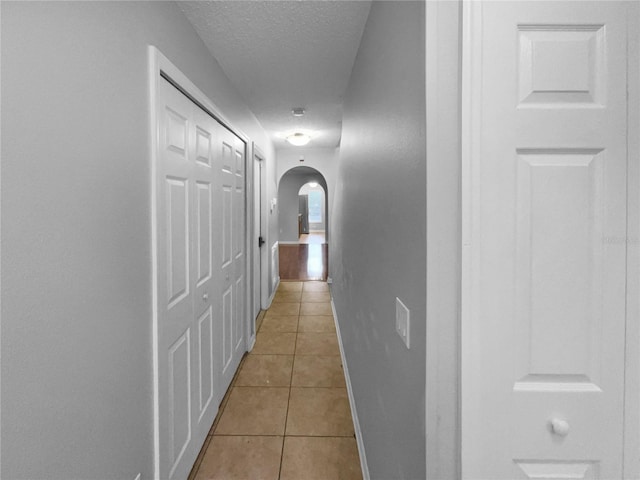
[277,166,329,244]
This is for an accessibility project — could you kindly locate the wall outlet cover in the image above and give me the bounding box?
[395,297,410,349]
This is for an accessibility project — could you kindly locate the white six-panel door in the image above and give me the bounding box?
[219,126,246,391]
[462,2,635,478]
[156,76,247,479]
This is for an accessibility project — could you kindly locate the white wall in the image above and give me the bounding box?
[277,147,339,186]
[330,2,426,478]
[277,147,338,217]
[1,2,274,478]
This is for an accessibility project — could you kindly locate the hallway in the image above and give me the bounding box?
[6,1,638,478]
[188,281,362,480]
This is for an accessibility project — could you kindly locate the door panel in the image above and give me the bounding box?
[168,331,191,471]
[195,182,211,286]
[515,150,604,384]
[222,286,232,371]
[463,3,631,478]
[299,195,309,234]
[166,178,189,307]
[235,276,244,350]
[197,307,214,421]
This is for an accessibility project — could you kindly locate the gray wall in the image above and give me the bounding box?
[1,2,274,478]
[330,2,426,479]
[278,170,327,242]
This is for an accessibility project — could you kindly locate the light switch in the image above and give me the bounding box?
[395,297,410,349]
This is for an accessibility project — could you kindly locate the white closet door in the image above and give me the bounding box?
[462,2,632,478]
[191,105,220,445]
[156,78,220,479]
[219,126,247,392]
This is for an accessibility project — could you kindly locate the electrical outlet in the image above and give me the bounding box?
[395,297,410,349]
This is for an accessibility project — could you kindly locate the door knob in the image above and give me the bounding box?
[550,418,570,437]
[202,293,209,301]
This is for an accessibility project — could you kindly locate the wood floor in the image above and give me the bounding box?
[298,232,326,244]
[279,243,328,281]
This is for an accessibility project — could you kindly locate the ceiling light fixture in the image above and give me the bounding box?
[292,108,305,117]
[286,132,311,146]
[308,182,318,188]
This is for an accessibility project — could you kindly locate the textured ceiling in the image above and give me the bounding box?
[179,1,372,150]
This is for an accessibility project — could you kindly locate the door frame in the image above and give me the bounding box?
[624,4,640,476]
[425,1,463,478]
[456,2,640,478]
[248,142,266,347]
[252,143,269,313]
[148,46,252,479]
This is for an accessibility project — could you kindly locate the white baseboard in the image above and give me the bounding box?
[331,299,370,480]
[265,276,280,309]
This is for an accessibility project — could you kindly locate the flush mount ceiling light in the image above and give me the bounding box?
[292,107,305,117]
[308,182,319,188]
[286,132,311,146]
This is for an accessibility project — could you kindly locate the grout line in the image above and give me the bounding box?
[278,315,298,480]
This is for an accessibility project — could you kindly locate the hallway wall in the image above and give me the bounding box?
[330,2,426,479]
[1,2,275,479]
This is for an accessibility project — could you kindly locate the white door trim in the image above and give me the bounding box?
[425,1,463,478]
[623,5,640,477]
[460,2,481,476]
[247,142,265,351]
[148,45,251,479]
[252,143,269,311]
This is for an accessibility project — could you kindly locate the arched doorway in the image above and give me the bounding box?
[277,166,329,280]
[297,182,326,243]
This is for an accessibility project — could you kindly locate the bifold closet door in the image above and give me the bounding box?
[156,77,220,480]
[463,2,635,478]
[218,126,247,392]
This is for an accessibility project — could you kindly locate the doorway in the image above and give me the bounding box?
[150,48,250,480]
[251,144,265,322]
[277,167,329,281]
[298,181,326,243]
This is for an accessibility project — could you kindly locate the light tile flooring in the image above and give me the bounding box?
[189,281,363,480]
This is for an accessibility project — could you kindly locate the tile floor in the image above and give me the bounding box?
[189,281,363,480]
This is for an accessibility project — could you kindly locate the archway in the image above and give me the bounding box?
[277,166,329,280]
[297,182,326,243]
